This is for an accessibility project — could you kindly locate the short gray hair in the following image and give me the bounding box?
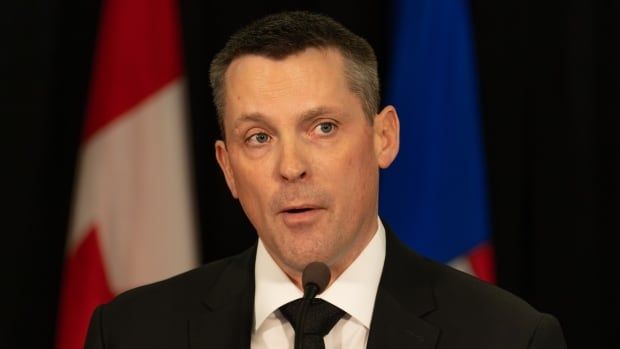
[209,11,380,137]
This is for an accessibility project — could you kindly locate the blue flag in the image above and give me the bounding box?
[379,0,494,281]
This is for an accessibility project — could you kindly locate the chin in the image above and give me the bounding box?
[281,247,332,271]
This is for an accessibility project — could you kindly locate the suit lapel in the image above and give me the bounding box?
[188,246,256,349]
[367,225,440,349]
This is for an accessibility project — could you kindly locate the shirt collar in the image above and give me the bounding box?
[253,217,386,331]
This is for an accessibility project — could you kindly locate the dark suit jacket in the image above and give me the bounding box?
[85,227,566,348]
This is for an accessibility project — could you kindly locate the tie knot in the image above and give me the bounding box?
[279,298,346,337]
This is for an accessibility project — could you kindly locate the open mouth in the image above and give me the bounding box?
[280,205,322,226]
[285,207,314,214]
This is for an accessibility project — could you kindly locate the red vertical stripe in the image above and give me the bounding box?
[469,243,496,283]
[56,226,114,349]
[82,0,183,142]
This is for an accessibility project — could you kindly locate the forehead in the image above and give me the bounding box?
[222,48,359,125]
[225,47,347,91]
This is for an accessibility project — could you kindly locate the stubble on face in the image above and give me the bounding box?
[267,184,336,270]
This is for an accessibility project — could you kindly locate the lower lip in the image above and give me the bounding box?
[280,209,324,227]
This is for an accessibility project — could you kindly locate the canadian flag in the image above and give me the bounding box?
[55,1,198,349]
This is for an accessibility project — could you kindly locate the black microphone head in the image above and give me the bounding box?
[302,262,331,295]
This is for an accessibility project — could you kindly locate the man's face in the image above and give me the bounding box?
[215,48,399,281]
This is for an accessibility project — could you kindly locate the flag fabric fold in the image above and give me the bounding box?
[55,1,198,348]
[380,0,495,282]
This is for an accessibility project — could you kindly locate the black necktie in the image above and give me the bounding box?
[279,298,346,349]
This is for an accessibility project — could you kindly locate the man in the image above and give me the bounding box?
[85,11,566,348]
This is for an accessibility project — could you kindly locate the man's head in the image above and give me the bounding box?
[211,11,399,287]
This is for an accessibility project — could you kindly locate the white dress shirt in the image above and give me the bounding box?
[251,218,386,349]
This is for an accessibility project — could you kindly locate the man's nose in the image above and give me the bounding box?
[278,140,308,182]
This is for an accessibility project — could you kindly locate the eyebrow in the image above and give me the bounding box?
[299,106,340,122]
[233,113,268,128]
[234,106,341,128]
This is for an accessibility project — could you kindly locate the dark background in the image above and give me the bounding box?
[6,0,619,348]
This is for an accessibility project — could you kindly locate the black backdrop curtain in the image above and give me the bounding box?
[6,1,618,348]
[471,1,619,347]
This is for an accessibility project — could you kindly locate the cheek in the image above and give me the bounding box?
[230,160,273,214]
[331,140,378,199]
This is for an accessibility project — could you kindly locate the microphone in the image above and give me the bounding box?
[295,262,331,349]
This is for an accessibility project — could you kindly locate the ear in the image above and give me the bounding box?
[373,105,400,169]
[215,140,239,198]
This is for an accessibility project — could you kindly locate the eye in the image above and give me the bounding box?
[314,122,337,135]
[246,132,271,145]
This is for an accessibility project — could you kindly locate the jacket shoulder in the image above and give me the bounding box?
[84,247,256,348]
[383,227,564,348]
[99,246,254,324]
[419,254,563,348]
